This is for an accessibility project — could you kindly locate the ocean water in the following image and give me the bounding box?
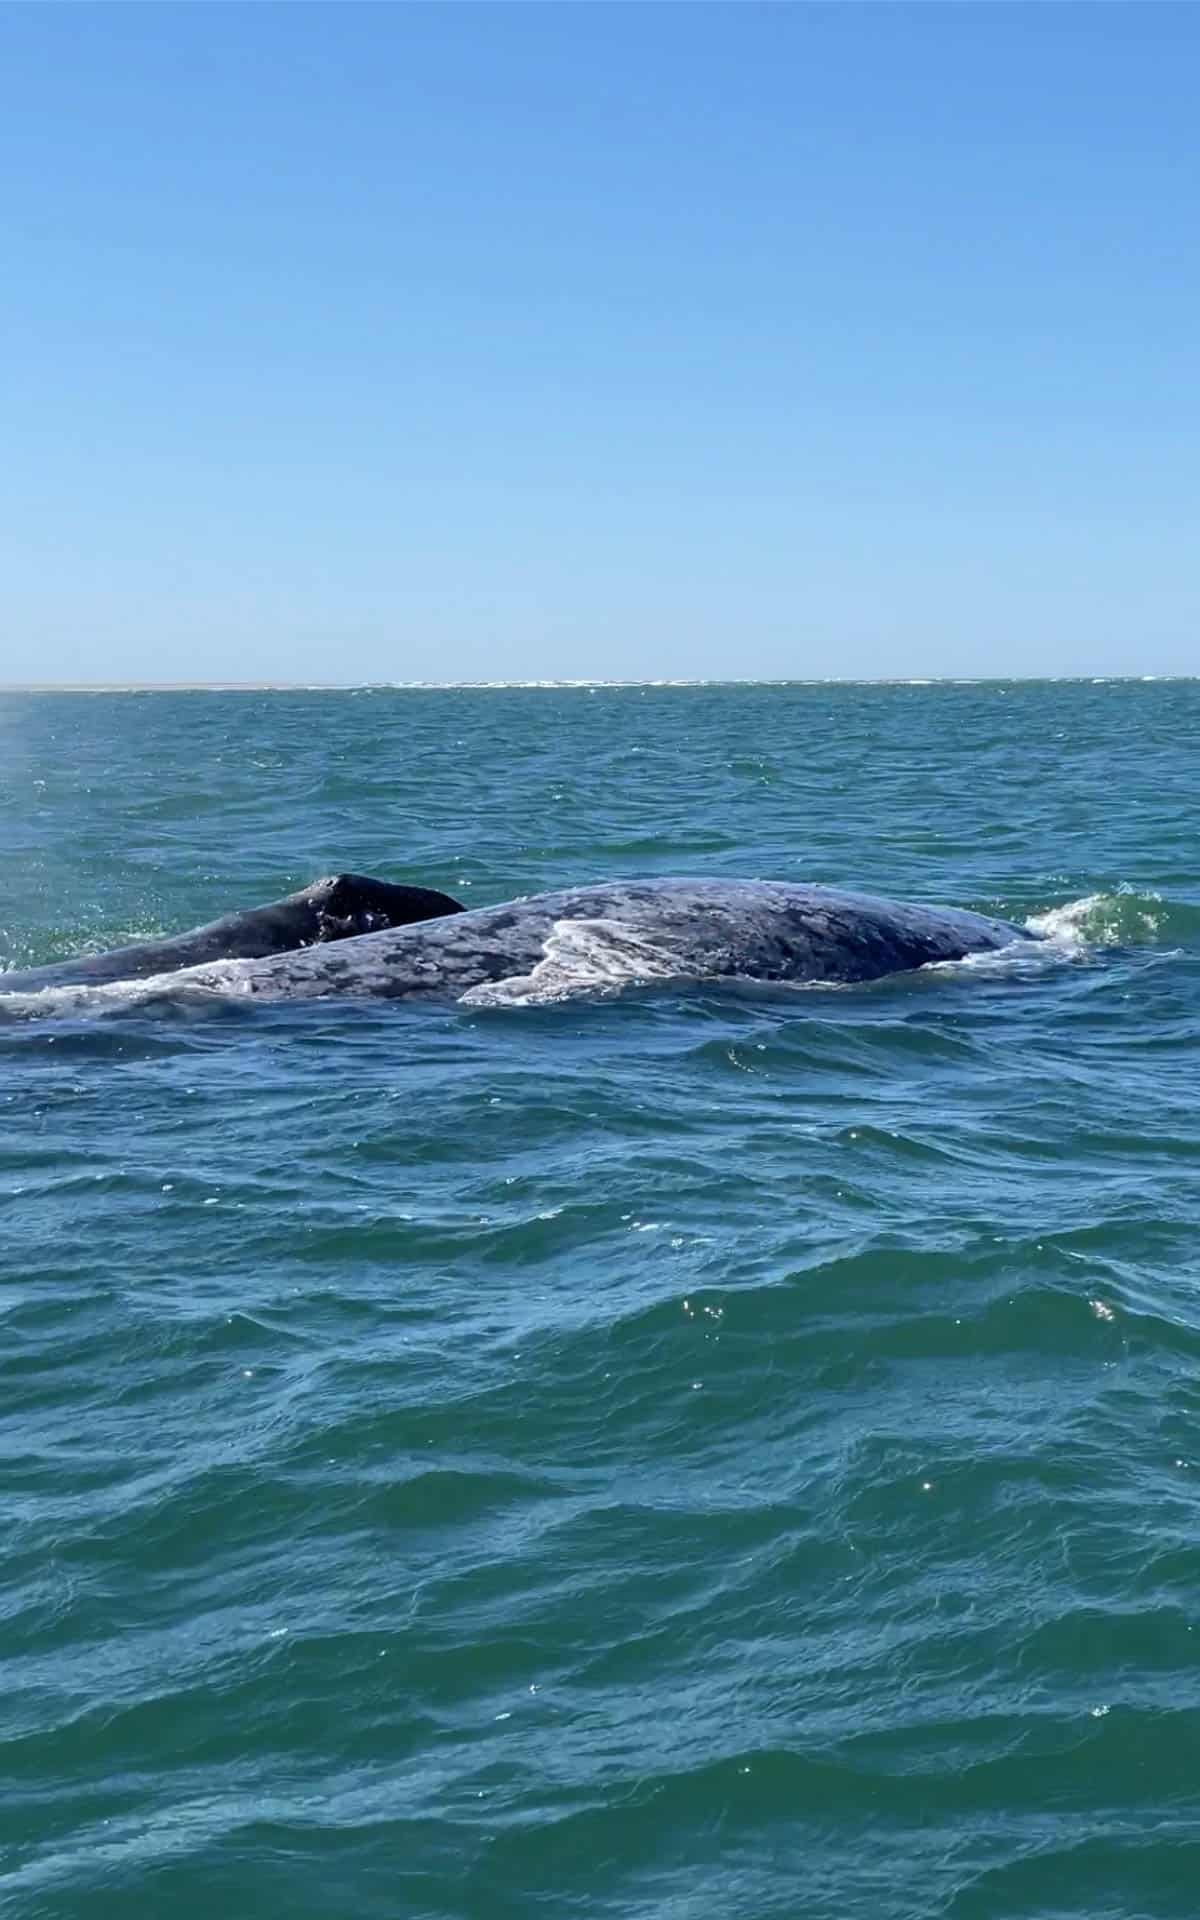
[2,679,1198,1919]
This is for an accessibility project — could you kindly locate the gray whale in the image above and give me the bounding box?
[0,878,1031,1007]
[0,873,464,993]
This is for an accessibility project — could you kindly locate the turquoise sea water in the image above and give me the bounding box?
[2,680,1199,1919]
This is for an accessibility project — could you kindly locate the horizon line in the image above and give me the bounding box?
[0,675,1193,694]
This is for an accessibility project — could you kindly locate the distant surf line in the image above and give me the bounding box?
[0,676,1194,695]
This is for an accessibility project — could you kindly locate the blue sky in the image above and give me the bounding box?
[2,4,1196,683]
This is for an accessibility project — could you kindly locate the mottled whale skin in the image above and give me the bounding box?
[0,879,1031,1006]
[0,874,464,993]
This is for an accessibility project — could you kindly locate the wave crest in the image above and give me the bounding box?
[1026,889,1192,948]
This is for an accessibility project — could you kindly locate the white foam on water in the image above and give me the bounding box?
[1027,888,1166,947]
[922,934,1086,983]
[923,889,1172,984]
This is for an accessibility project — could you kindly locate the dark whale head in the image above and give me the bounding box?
[307,874,465,943]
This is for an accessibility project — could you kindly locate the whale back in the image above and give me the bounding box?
[143,878,1030,1005]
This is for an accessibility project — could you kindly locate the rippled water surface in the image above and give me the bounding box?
[2,681,1199,1919]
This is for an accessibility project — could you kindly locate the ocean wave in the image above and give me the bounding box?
[1026,888,1193,947]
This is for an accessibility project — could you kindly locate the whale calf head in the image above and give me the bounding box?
[306,874,466,942]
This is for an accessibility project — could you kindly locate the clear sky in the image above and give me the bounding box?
[2,4,1196,684]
